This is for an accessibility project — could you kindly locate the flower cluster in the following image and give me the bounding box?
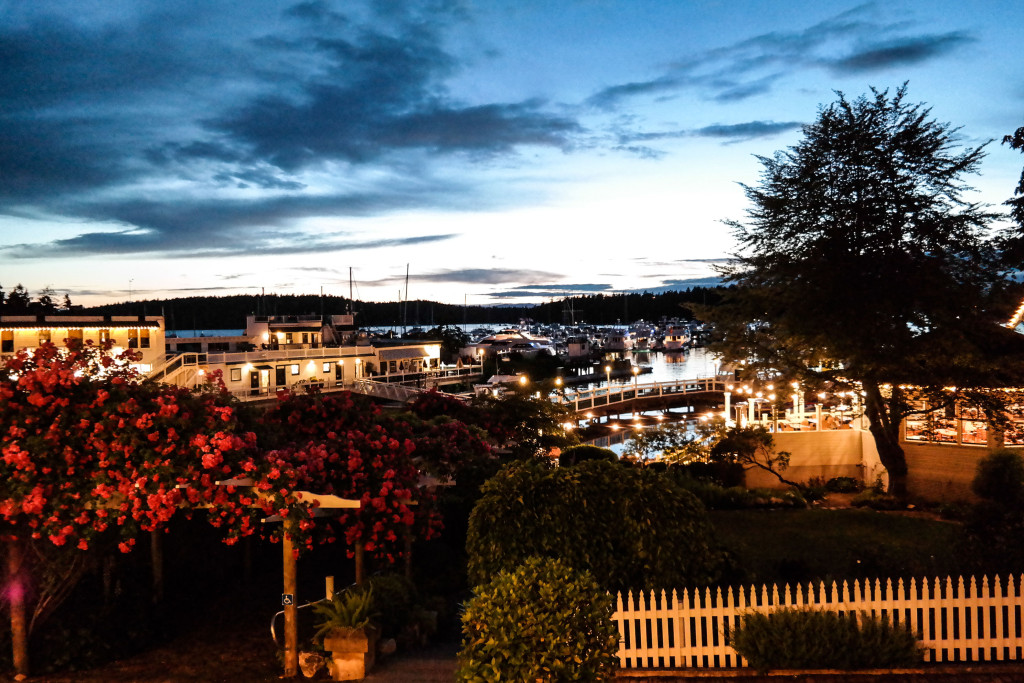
[0,341,255,551]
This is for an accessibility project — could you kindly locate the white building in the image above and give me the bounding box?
[0,314,166,374]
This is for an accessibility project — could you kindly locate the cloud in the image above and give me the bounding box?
[826,33,975,73]
[587,5,974,110]
[507,283,612,293]
[370,268,562,286]
[0,2,583,259]
[693,120,804,140]
[615,120,803,153]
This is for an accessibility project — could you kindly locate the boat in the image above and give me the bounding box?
[663,324,690,351]
[470,328,557,358]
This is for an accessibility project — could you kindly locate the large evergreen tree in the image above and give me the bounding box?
[708,86,1024,497]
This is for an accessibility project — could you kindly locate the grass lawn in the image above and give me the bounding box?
[710,508,966,587]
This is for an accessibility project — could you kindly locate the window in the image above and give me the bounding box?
[290,364,299,375]
[285,333,293,344]
[38,330,51,345]
[302,333,309,344]
[127,329,139,348]
[323,362,331,373]
[230,368,241,382]
[1,331,12,353]
[140,329,150,348]
[99,329,110,344]
[67,329,83,344]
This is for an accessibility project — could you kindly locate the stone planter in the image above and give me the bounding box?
[323,626,379,681]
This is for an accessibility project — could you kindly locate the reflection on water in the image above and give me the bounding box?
[628,347,721,384]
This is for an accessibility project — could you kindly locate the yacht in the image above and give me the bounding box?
[663,324,690,351]
[471,328,557,358]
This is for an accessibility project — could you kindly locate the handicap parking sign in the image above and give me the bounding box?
[282,593,294,606]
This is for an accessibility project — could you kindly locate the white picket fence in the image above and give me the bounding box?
[613,575,1024,669]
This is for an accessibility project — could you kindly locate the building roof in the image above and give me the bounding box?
[0,314,162,329]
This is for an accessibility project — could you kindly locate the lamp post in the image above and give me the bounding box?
[604,364,611,386]
[632,366,640,416]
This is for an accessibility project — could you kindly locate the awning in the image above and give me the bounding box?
[377,346,431,361]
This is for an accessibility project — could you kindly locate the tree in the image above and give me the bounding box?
[6,283,30,313]
[1003,125,1024,228]
[62,293,74,311]
[34,286,57,313]
[708,85,1024,497]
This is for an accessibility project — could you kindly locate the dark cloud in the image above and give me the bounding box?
[694,120,804,140]
[371,268,562,286]
[507,283,612,293]
[615,120,802,154]
[0,1,582,258]
[587,5,974,110]
[827,33,975,73]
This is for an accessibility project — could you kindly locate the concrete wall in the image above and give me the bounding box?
[746,429,868,489]
[903,442,987,502]
[747,425,989,503]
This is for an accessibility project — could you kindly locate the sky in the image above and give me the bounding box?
[1,0,1022,309]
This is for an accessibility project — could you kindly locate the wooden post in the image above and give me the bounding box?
[7,537,29,678]
[282,528,299,678]
[404,531,413,581]
[354,543,365,585]
[150,530,164,605]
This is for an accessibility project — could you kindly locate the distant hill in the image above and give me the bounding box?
[77,287,728,330]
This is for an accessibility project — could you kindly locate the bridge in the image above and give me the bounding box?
[554,377,729,419]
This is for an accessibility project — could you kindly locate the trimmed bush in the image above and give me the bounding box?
[456,557,619,682]
[729,608,922,671]
[467,460,725,591]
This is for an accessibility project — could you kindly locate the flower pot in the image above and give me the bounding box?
[323,627,378,681]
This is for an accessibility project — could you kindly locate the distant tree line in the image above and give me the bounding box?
[71,287,727,331]
[0,284,74,314]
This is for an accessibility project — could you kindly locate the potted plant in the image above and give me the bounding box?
[313,586,379,681]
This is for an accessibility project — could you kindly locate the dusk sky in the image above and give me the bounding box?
[2,0,1022,308]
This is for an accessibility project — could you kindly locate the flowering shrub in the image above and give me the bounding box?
[255,392,441,562]
[0,341,255,551]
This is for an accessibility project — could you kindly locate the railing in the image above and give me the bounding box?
[614,574,1024,669]
[353,379,424,403]
[556,377,727,413]
[148,352,206,382]
[208,346,370,365]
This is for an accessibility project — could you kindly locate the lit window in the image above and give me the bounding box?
[323,362,331,373]
[290,364,299,375]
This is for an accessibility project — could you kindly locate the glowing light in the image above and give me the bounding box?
[519,375,528,385]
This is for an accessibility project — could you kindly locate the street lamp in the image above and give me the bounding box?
[604,364,611,386]
[631,366,640,416]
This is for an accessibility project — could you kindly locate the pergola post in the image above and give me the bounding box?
[282,526,298,678]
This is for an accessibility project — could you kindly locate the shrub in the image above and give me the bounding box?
[961,450,1024,573]
[456,557,619,682]
[825,476,863,493]
[466,460,725,591]
[729,608,922,671]
[851,488,904,510]
[971,449,1024,505]
[558,444,618,467]
[367,574,416,639]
